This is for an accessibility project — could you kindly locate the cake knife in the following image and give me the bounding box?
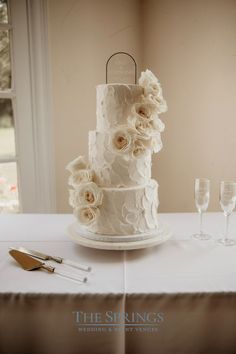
[9,247,91,272]
[9,250,87,283]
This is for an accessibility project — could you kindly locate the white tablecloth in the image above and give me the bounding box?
[1,213,236,294]
[1,213,236,354]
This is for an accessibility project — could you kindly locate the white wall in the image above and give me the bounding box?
[142,0,236,212]
[48,0,142,212]
[48,0,236,213]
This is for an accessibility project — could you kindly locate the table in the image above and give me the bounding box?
[1,213,236,354]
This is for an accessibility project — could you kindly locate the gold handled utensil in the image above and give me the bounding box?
[9,246,91,272]
[9,250,87,283]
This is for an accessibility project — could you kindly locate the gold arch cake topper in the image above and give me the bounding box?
[106,52,137,84]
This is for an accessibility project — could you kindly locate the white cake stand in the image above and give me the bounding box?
[67,221,172,250]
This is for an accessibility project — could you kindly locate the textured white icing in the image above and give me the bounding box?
[89,130,151,187]
[96,84,143,131]
[87,179,159,235]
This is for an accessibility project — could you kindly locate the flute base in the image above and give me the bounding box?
[192,233,211,241]
[217,238,236,246]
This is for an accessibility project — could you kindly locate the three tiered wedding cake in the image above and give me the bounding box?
[67,70,167,238]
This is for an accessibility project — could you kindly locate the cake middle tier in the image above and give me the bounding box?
[89,130,152,187]
[87,179,159,236]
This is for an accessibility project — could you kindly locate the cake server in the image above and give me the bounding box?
[9,250,87,283]
[9,246,91,272]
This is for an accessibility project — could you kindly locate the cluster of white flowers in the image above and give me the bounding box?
[66,156,103,226]
[111,70,167,158]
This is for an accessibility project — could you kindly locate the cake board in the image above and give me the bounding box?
[68,221,172,250]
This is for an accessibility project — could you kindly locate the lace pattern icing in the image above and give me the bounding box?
[88,180,159,235]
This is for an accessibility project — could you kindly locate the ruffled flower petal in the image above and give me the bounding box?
[66,156,87,174]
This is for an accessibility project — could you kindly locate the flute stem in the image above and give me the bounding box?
[199,211,203,235]
[224,213,229,243]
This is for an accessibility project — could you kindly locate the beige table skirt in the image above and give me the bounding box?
[1,292,236,354]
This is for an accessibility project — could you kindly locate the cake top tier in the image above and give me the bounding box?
[96,84,142,130]
[96,69,167,131]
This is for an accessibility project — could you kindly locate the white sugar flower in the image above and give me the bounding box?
[128,114,164,138]
[66,156,87,174]
[152,117,165,133]
[150,133,163,153]
[132,138,149,158]
[139,69,168,114]
[132,133,163,155]
[139,69,160,89]
[148,94,168,114]
[131,101,158,121]
[144,85,163,98]
[128,116,152,137]
[74,206,100,226]
[75,182,103,207]
[68,169,94,187]
[110,126,136,154]
[139,69,163,97]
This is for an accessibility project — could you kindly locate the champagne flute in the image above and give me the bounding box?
[218,181,236,246]
[192,178,211,240]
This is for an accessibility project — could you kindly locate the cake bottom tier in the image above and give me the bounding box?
[88,179,159,235]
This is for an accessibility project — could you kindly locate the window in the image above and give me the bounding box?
[0,0,18,212]
[0,0,55,213]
